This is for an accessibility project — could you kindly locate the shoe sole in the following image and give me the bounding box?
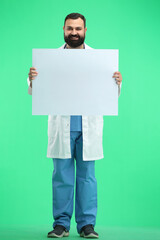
[80,231,99,238]
[47,231,69,238]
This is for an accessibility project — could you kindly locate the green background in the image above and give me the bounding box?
[0,0,160,239]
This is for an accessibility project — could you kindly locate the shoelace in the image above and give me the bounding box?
[83,224,94,231]
[54,225,66,231]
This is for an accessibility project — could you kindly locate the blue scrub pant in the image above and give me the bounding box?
[52,131,97,234]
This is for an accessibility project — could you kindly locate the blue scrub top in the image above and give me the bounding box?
[70,116,82,131]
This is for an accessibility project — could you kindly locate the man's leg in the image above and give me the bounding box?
[52,132,77,231]
[74,132,97,234]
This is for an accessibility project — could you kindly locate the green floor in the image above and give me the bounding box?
[0,225,160,240]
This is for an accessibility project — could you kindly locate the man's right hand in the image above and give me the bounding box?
[28,67,38,88]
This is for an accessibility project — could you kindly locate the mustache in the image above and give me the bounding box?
[68,34,80,39]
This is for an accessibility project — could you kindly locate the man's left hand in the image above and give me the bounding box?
[112,71,122,85]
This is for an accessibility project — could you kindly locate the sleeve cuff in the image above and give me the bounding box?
[27,77,32,95]
[118,82,122,97]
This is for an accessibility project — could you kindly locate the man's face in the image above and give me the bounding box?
[63,18,87,48]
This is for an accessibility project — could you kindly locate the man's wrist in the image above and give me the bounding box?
[29,80,32,88]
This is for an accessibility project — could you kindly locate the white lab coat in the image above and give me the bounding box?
[28,43,121,160]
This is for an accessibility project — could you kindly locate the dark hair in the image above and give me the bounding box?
[64,13,86,28]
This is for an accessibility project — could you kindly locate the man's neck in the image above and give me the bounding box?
[66,43,84,49]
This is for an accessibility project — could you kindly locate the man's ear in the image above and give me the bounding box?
[85,27,87,34]
[63,26,65,31]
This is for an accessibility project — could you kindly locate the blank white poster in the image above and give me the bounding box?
[32,49,119,115]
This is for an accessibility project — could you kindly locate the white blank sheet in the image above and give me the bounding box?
[32,49,119,115]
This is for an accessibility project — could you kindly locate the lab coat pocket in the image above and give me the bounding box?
[96,119,104,136]
[48,120,58,137]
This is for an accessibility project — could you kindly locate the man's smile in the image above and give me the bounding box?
[71,37,79,40]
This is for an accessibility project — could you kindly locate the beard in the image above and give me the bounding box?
[64,33,85,48]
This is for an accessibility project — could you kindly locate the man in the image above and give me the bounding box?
[28,13,122,238]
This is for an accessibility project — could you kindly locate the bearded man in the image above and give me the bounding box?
[28,12,122,238]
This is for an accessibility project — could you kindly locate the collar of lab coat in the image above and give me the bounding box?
[59,43,92,49]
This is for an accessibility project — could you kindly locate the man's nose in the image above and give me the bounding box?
[71,29,77,35]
